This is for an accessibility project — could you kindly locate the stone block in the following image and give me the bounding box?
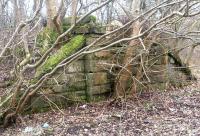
[148,74,168,83]
[84,60,112,72]
[147,65,168,74]
[73,26,90,34]
[94,50,113,59]
[93,26,106,34]
[141,65,169,83]
[89,84,111,95]
[87,72,109,85]
[31,95,61,112]
[149,44,166,56]
[44,73,86,86]
[52,81,86,93]
[56,73,86,84]
[31,93,84,113]
[64,60,84,73]
[84,48,124,61]
[148,55,168,65]
[86,36,100,45]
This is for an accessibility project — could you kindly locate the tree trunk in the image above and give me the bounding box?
[71,0,78,25]
[45,0,57,28]
[114,21,141,97]
[13,0,19,26]
[114,0,142,98]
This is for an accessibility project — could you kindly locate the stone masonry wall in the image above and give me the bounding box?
[30,36,193,112]
[31,34,114,112]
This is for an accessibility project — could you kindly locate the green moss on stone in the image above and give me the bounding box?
[62,15,97,33]
[88,15,97,23]
[63,15,96,26]
[36,35,86,78]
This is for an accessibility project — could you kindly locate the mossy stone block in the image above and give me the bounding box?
[31,94,72,113]
[61,91,87,101]
[35,35,86,78]
[52,82,86,93]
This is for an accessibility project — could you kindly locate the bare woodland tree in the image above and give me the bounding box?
[45,0,57,28]
[71,0,78,25]
[0,0,200,127]
[115,0,144,97]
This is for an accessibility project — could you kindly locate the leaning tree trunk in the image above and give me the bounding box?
[114,21,141,97]
[114,0,142,98]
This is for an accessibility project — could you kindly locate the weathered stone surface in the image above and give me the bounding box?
[51,81,86,93]
[168,67,189,86]
[84,60,112,72]
[87,72,109,85]
[93,26,106,34]
[85,49,124,61]
[31,93,85,113]
[56,73,86,84]
[148,74,168,83]
[149,43,166,56]
[64,60,84,73]
[89,84,111,95]
[61,90,87,98]
[73,26,90,34]
[44,73,85,86]
[86,36,100,45]
[148,55,168,65]
[31,94,65,113]
[94,50,113,59]
[147,65,168,74]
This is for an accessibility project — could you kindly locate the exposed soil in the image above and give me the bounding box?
[1,81,200,136]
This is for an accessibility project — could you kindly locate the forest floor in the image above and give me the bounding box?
[1,80,200,136]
